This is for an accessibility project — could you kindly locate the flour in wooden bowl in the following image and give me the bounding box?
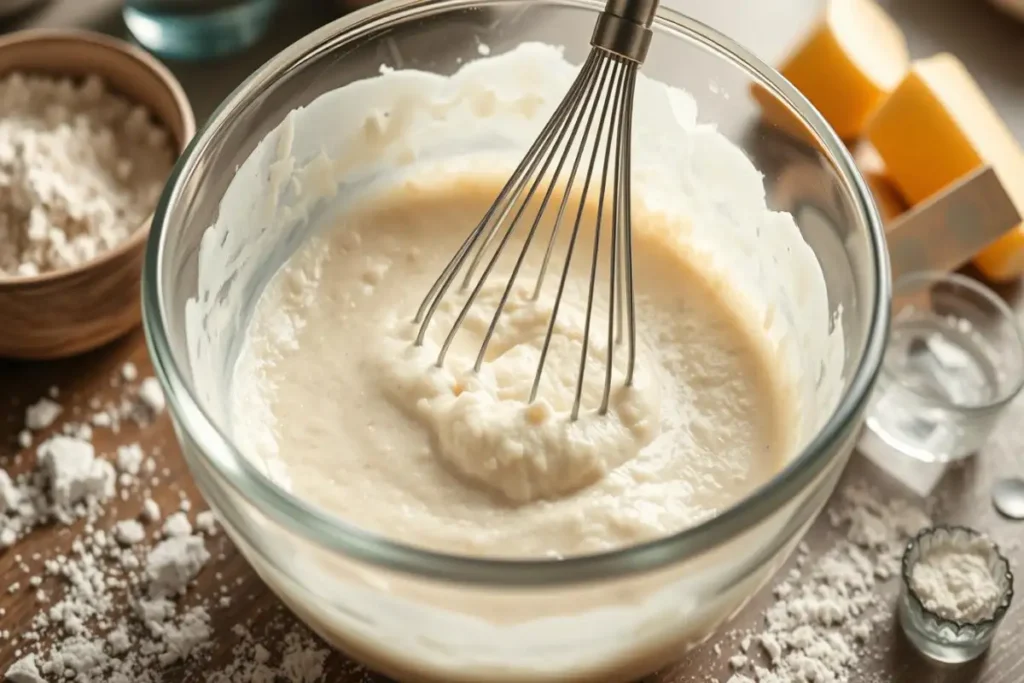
[0,72,173,278]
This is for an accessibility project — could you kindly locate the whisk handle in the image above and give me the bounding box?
[603,0,659,27]
[592,0,660,63]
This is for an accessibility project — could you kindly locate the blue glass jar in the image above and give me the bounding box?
[123,0,279,61]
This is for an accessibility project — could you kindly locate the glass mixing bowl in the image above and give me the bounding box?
[142,1,890,680]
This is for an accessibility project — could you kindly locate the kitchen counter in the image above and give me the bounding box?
[1,1,1023,682]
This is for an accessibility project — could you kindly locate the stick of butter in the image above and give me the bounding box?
[866,53,1024,281]
[775,0,909,140]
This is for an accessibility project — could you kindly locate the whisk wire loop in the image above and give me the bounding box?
[600,60,629,415]
[572,57,628,419]
[459,52,602,291]
[529,54,621,411]
[621,66,638,385]
[412,0,656,420]
[473,56,616,373]
[413,52,600,340]
[437,53,606,370]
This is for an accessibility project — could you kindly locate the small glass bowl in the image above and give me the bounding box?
[899,525,1014,664]
[123,0,279,61]
[866,271,1024,463]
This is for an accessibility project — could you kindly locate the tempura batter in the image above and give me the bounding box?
[230,170,799,558]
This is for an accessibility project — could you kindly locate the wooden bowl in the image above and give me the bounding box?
[0,29,195,360]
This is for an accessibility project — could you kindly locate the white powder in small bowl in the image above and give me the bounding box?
[0,71,174,278]
[909,535,1005,623]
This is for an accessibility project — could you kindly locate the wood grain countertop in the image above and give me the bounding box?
[2,1,1024,682]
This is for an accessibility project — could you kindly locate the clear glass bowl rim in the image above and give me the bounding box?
[142,0,891,586]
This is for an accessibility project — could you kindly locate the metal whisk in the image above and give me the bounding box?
[414,0,660,421]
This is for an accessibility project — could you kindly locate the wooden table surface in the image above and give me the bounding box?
[2,1,1024,682]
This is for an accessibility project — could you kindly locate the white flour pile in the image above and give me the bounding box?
[0,72,174,277]
[207,625,331,683]
[2,379,165,548]
[909,535,1004,623]
[722,481,933,683]
[1,366,332,683]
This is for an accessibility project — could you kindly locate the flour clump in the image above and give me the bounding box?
[24,397,62,430]
[383,282,661,504]
[145,535,210,597]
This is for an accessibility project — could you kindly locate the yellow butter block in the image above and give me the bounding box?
[852,143,908,226]
[866,53,1024,281]
[777,0,909,140]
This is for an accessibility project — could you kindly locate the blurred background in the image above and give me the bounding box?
[0,0,1021,135]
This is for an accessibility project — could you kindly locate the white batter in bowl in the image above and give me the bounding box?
[220,43,837,562]
[232,167,801,557]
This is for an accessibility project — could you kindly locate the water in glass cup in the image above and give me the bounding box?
[866,272,1024,463]
[868,312,1002,461]
[123,0,278,61]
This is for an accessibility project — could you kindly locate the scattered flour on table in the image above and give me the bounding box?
[195,510,218,537]
[115,443,144,476]
[141,498,161,524]
[38,436,114,520]
[146,535,209,597]
[3,366,960,682]
[120,363,138,383]
[208,625,333,683]
[1,377,166,548]
[113,519,146,546]
[24,399,61,431]
[3,371,211,680]
[161,511,193,539]
[721,481,933,683]
[725,676,755,683]
[137,378,166,416]
[0,72,174,277]
[2,368,342,683]
[910,536,1004,623]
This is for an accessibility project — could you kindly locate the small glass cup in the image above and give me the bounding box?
[123,0,279,61]
[899,525,1014,664]
[865,271,1024,463]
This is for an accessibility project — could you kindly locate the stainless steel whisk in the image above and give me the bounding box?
[414,0,660,421]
